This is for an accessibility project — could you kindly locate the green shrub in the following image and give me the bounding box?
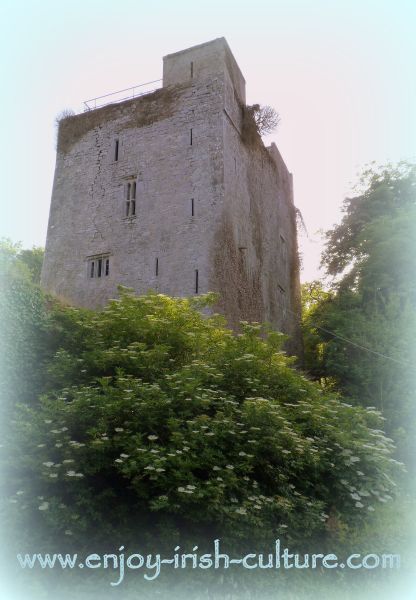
[5,289,403,551]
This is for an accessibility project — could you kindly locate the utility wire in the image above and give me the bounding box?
[310,322,411,367]
[288,307,412,368]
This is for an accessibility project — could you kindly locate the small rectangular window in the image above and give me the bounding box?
[131,200,136,216]
[155,257,159,276]
[127,182,131,200]
[114,139,119,161]
[190,128,193,146]
[195,269,199,294]
[191,198,194,216]
[132,181,136,200]
[87,254,110,279]
[126,201,130,217]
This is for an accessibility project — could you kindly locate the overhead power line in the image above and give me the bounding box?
[289,307,412,368]
[310,323,411,367]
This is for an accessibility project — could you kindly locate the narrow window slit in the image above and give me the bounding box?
[155,258,159,277]
[190,128,193,146]
[190,61,194,79]
[105,258,110,276]
[191,198,194,216]
[97,258,102,277]
[131,200,136,216]
[114,139,119,161]
[90,261,95,278]
[195,269,199,294]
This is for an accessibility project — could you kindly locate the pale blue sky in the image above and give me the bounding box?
[1,0,415,280]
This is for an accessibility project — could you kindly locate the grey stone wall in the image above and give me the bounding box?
[41,38,301,352]
[211,68,301,350]
[163,37,246,103]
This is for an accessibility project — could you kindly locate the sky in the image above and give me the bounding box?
[1,0,415,281]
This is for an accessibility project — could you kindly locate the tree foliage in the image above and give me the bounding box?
[0,240,49,414]
[302,164,416,464]
[3,287,402,551]
[322,162,416,288]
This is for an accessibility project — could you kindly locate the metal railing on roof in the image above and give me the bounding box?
[83,79,163,111]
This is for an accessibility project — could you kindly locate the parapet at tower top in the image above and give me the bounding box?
[83,38,245,112]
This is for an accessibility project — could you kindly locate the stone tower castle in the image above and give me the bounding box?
[41,38,301,349]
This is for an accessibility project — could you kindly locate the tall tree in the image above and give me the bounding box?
[0,240,48,414]
[302,164,416,463]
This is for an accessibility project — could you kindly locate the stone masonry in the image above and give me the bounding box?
[41,38,301,352]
